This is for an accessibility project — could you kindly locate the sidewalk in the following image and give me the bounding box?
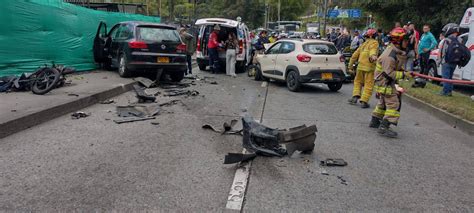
[0,70,135,138]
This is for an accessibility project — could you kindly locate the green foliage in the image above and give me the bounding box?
[356,0,473,35]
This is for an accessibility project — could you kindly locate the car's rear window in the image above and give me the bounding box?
[303,43,337,55]
[138,27,180,42]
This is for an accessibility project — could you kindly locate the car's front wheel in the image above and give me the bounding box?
[286,70,301,92]
[327,82,343,92]
[118,54,132,77]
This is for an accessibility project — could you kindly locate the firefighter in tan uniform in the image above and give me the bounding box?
[347,29,379,108]
[369,27,409,138]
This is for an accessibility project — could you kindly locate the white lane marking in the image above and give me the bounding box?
[225,150,252,210]
[226,119,260,211]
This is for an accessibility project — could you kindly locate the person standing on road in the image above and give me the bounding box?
[208,25,222,74]
[179,27,195,75]
[347,28,379,108]
[405,23,419,72]
[417,24,438,75]
[253,30,269,64]
[350,30,364,51]
[439,23,462,96]
[369,27,409,138]
[225,32,239,77]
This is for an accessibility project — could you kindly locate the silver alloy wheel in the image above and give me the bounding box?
[119,55,125,76]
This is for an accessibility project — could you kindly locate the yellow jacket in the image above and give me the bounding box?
[348,38,379,72]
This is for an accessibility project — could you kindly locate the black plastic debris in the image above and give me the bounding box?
[224,153,257,164]
[164,89,199,97]
[100,99,114,104]
[320,159,348,167]
[202,119,242,135]
[71,111,89,119]
[135,77,156,88]
[113,116,155,124]
[159,100,181,107]
[223,116,317,164]
[133,84,156,103]
[116,105,161,118]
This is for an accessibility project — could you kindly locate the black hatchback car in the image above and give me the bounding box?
[93,21,187,81]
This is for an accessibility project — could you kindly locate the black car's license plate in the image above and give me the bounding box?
[157,57,169,63]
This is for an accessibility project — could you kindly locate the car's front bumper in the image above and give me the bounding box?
[299,69,346,83]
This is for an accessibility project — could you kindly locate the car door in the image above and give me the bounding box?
[458,34,470,80]
[274,41,295,80]
[259,42,281,76]
[109,24,125,66]
[93,21,108,63]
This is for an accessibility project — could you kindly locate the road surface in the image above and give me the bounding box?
[0,67,472,211]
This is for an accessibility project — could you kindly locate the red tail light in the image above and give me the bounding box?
[297,54,311,62]
[128,40,148,49]
[196,38,201,52]
[340,55,345,62]
[239,40,243,54]
[177,43,186,53]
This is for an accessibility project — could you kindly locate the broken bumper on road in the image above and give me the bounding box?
[225,116,317,164]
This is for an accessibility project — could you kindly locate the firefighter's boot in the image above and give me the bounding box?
[378,119,398,138]
[348,96,360,105]
[369,116,381,128]
[360,101,370,108]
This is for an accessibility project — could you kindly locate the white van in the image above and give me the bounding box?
[195,18,251,72]
[428,7,474,81]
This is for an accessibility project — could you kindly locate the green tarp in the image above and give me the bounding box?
[0,0,160,76]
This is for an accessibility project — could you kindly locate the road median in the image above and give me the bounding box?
[400,80,474,135]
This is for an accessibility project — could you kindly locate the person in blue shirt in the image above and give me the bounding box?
[417,24,438,75]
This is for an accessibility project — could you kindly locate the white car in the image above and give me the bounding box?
[254,39,347,92]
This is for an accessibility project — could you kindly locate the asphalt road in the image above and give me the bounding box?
[0,68,472,211]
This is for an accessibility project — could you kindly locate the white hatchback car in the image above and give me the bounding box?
[254,39,347,92]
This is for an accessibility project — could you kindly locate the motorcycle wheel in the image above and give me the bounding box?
[32,67,60,95]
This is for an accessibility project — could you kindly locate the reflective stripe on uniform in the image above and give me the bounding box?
[373,106,386,115]
[375,85,393,94]
[395,71,404,80]
[375,63,382,72]
[385,109,400,117]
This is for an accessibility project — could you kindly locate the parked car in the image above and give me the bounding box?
[93,21,187,81]
[253,39,347,92]
[195,18,251,72]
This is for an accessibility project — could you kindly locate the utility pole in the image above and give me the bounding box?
[146,0,149,15]
[157,0,161,17]
[278,0,281,30]
[322,0,328,37]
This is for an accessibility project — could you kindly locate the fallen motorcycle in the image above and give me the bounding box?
[11,62,75,95]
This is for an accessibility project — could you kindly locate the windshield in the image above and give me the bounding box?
[137,27,180,42]
[303,43,337,55]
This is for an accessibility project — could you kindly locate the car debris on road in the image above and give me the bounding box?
[320,158,348,167]
[133,84,156,103]
[71,111,89,119]
[217,116,318,164]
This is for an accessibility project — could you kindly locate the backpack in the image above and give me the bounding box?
[445,37,471,67]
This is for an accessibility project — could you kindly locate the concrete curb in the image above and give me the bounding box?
[0,82,136,139]
[403,93,474,135]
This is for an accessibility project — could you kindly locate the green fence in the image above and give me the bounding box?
[0,0,160,76]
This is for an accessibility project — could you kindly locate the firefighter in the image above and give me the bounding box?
[369,27,409,138]
[347,28,379,108]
